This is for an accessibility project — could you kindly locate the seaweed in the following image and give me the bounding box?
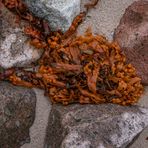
[1,0,143,105]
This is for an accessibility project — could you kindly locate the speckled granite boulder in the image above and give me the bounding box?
[0,82,36,148]
[23,0,80,32]
[45,104,148,148]
[114,0,148,85]
[0,3,43,69]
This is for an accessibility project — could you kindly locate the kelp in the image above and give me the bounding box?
[1,0,143,105]
[8,30,144,105]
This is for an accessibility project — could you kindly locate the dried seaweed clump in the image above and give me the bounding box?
[2,0,143,105]
[9,30,143,105]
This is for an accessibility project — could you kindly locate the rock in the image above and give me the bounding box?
[45,104,148,148]
[23,0,80,32]
[0,82,36,147]
[114,0,148,85]
[0,3,43,69]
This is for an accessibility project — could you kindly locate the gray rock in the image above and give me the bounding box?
[0,3,43,69]
[23,0,80,32]
[0,82,36,147]
[45,104,148,148]
[114,0,148,85]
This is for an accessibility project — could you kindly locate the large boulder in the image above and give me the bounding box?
[0,3,43,69]
[0,82,36,147]
[44,104,148,148]
[23,0,80,32]
[114,0,148,85]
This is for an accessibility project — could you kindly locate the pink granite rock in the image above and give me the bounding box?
[114,0,148,85]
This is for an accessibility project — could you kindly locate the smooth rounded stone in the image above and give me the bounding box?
[23,0,80,32]
[114,0,148,85]
[0,82,36,147]
[44,104,148,148]
[0,3,43,69]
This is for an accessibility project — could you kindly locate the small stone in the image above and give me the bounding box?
[15,121,20,127]
[23,0,80,32]
[0,3,43,69]
[114,0,148,85]
[45,104,148,148]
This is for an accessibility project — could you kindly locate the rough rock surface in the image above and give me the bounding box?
[114,0,148,85]
[0,82,36,148]
[0,3,43,69]
[23,0,80,32]
[45,104,148,148]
